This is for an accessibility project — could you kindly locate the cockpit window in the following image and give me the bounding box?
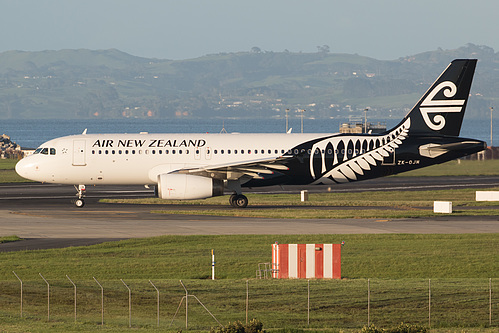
[34,147,56,155]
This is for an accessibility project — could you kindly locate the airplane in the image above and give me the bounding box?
[16,59,486,208]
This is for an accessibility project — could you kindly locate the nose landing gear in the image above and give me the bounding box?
[74,184,86,208]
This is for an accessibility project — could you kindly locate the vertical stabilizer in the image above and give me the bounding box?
[395,59,477,136]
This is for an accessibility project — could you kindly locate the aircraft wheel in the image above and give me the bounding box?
[229,194,237,207]
[75,199,85,208]
[233,194,248,208]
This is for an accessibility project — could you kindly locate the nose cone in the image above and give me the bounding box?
[15,156,39,181]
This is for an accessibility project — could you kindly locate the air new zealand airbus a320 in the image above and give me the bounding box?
[16,59,486,208]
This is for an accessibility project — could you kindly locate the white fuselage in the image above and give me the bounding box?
[16,132,334,185]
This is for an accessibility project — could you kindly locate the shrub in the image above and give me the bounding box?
[210,319,264,333]
[388,323,427,333]
[360,324,384,333]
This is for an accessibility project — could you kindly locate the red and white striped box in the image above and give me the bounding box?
[272,243,341,279]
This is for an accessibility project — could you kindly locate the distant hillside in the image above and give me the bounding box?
[0,44,497,119]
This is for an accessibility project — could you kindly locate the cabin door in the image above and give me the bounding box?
[72,140,86,166]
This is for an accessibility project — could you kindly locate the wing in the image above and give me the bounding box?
[175,156,291,180]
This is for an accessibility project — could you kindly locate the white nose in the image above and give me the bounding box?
[15,157,38,181]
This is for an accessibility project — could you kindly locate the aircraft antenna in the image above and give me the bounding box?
[220,121,227,134]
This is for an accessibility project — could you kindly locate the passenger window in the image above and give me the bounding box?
[179,150,182,154]
[254,149,258,154]
[185,150,189,154]
[152,150,156,154]
[158,150,162,155]
[261,149,265,154]
[221,150,224,154]
[172,150,176,154]
[234,150,237,154]
[165,150,169,154]
[92,150,95,155]
[214,150,218,154]
[228,150,231,154]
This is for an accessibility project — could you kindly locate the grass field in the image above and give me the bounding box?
[0,158,26,182]
[101,187,499,219]
[0,234,498,332]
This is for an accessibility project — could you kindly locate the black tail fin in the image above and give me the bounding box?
[395,59,477,136]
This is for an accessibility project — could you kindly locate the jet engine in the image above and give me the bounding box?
[157,173,224,200]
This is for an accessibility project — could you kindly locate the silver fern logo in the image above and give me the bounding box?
[310,118,410,184]
[420,81,465,131]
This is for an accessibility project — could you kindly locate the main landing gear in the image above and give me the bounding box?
[74,184,86,208]
[229,193,248,208]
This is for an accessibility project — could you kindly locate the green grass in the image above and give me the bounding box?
[0,235,22,243]
[3,234,498,280]
[0,234,497,331]
[0,159,19,170]
[0,158,28,182]
[103,187,499,219]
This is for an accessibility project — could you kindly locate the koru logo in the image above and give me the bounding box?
[419,81,465,131]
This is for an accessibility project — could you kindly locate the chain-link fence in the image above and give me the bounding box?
[1,276,496,330]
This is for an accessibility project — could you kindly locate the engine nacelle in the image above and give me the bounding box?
[157,173,224,200]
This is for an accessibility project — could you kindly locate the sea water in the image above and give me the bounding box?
[1,117,495,149]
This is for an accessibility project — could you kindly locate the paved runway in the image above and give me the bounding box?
[1,177,499,251]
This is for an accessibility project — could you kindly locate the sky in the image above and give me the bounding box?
[1,0,498,60]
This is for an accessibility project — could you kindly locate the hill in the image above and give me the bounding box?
[0,44,497,119]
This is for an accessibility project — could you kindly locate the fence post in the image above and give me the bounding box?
[490,278,492,327]
[246,280,249,325]
[121,279,132,328]
[180,280,189,329]
[39,273,50,321]
[66,275,77,323]
[307,280,310,326]
[367,279,370,326]
[149,280,160,328]
[212,249,215,280]
[12,271,22,318]
[428,279,431,329]
[93,277,104,326]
